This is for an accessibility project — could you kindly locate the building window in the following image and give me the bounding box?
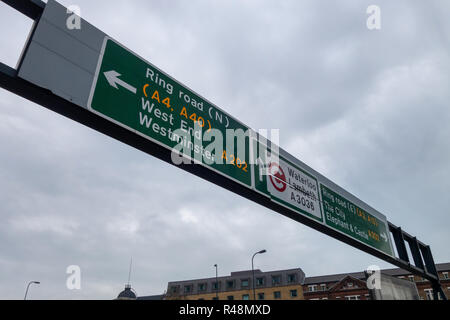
[345,295,360,300]
[320,284,327,291]
[256,277,265,286]
[213,281,221,291]
[442,272,449,280]
[272,275,281,285]
[257,292,265,300]
[242,294,250,300]
[198,283,207,292]
[170,286,178,294]
[308,285,317,292]
[274,291,281,299]
[226,280,235,289]
[241,279,249,288]
[408,275,415,282]
[347,282,353,288]
[424,289,434,300]
[290,289,298,298]
[424,289,442,301]
[184,285,193,294]
[287,274,297,283]
[227,296,234,300]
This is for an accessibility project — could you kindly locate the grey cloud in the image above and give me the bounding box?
[0,0,448,299]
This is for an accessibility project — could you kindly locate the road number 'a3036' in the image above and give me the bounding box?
[291,192,315,210]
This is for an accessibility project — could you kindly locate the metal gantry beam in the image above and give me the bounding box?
[1,0,45,20]
[0,0,446,300]
[390,224,410,263]
[388,221,446,300]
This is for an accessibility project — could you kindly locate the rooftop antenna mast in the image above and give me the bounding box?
[127,257,133,286]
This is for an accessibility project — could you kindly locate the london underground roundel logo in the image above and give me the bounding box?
[269,163,287,192]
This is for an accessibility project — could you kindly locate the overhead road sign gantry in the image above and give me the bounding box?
[0,0,446,300]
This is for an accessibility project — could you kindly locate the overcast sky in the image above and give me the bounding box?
[0,0,449,300]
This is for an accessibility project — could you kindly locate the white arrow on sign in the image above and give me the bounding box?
[104,70,137,94]
[381,232,388,243]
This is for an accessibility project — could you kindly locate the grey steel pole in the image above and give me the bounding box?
[214,264,218,299]
[252,250,266,300]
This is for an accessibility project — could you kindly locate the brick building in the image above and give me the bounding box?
[303,262,450,300]
[159,262,449,300]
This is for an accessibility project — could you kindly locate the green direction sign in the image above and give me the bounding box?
[88,38,251,187]
[87,37,394,258]
[320,184,393,256]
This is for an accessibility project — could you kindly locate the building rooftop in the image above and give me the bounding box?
[168,267,305,285]
[230,269,263,277]
[303,262,450,285]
